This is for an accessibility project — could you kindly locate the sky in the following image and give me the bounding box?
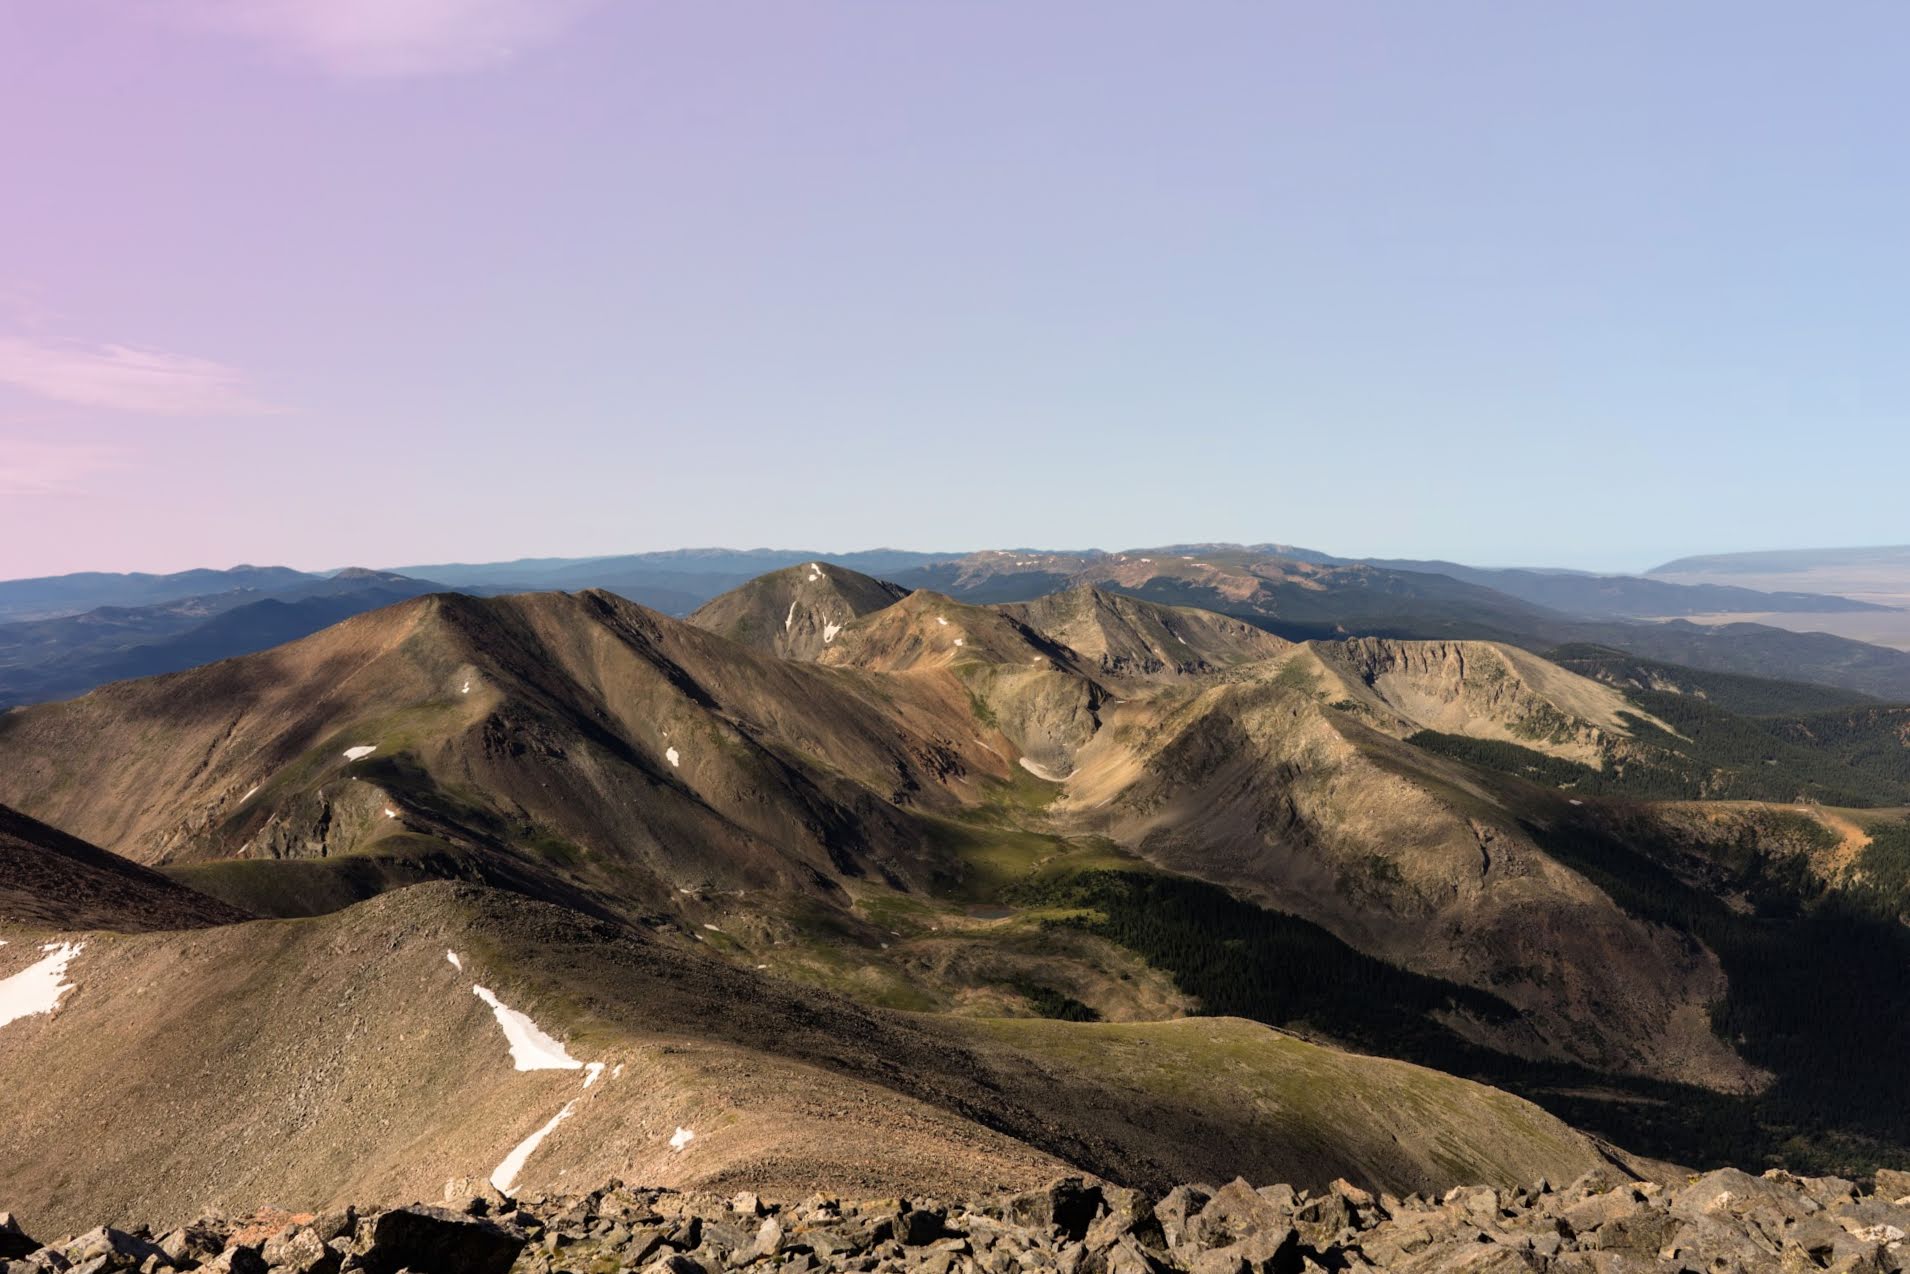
[1,2,1906,579]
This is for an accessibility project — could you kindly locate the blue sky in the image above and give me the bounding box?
[1,2,1905,576]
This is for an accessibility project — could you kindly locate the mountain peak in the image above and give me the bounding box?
[687,562,908,660]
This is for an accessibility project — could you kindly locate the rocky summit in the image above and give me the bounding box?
[6,1168,1909,1274]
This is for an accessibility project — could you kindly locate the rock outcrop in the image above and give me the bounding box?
[6,1167,1907,1274]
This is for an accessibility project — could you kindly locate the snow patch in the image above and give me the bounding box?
[823,620,844,643]
[0,942,84,1030]
[239,784,260,803]
[670,1127,695,1151]
[1018,758,1072,783]
[342,745,377,761]
[612,1063,625,1079]
[936,617,949,627]
[472,985,585,1071]
[704,924,724,933]
[807,563,823,581]
[784,601,798,632]
[583,1062,605,1088]
[446,950,463,970]
[491,1100,576,1193]
[461,679,472,694]
[665,746,680,768]
[383,808,399,819]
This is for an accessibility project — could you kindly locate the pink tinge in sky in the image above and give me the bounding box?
[0,439,125,498]
[0,338,277,416]
[180,0,610,77]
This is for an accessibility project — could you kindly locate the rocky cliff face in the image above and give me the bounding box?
[6,1166,1907,1274]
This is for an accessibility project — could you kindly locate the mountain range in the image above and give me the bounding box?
[6,542,1910,712]
[4,549,1909,1238]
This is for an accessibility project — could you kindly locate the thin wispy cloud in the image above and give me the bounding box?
[183,0,607,77]
[0,438,125,496]
[0,338,278,416]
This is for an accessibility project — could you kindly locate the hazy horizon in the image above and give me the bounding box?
[6,2,1908,578]
[8,536,1898,584]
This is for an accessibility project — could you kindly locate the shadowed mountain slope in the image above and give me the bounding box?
[1049,641,1758,1091]
[0,803,251,932]
[0,590,1019,916]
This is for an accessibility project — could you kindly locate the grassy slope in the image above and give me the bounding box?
[949,1016,1612,1196]
[0,881,1615,1236]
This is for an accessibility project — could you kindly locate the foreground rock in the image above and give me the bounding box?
[4,1166,1907,1274]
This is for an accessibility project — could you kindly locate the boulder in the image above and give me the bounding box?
[1328,1181,1375,1211]
[1661,1214,1781,1271]
[0,1216,39,1262]
[2,1250,74,1274]
[155,1215,228,1267]
[1084,1188,1163,1254]
[1558,1185,1643,1236]
[1187,1180,1288,1249]
[1671,1168,1813,1227]
[896,1206,949,1247]
[356,1206,526,1274]
[1154,1186,1212,1250]
[57,1229,167,1273]
[646,1256,709,1274]
[1007,1179,1104,1242]
[1101,1232,1171,1274]
[732,1216,784,1264]
[197,1248,265,1274]
[259,1227,339,1274]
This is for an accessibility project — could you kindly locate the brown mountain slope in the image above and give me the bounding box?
[999,585,1289,680]
[1055,647,1760,1091]
[687,561,909,660]
[0,881,1617,1236]
[811,587,1285,780]
[0,804,250,932]
[1299,638,1674,766]
[0,589,1766,1095]
[815,590,1103,779]
[0,591,1014,916]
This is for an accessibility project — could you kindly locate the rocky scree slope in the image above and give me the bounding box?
[5,1166,1908,1274]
